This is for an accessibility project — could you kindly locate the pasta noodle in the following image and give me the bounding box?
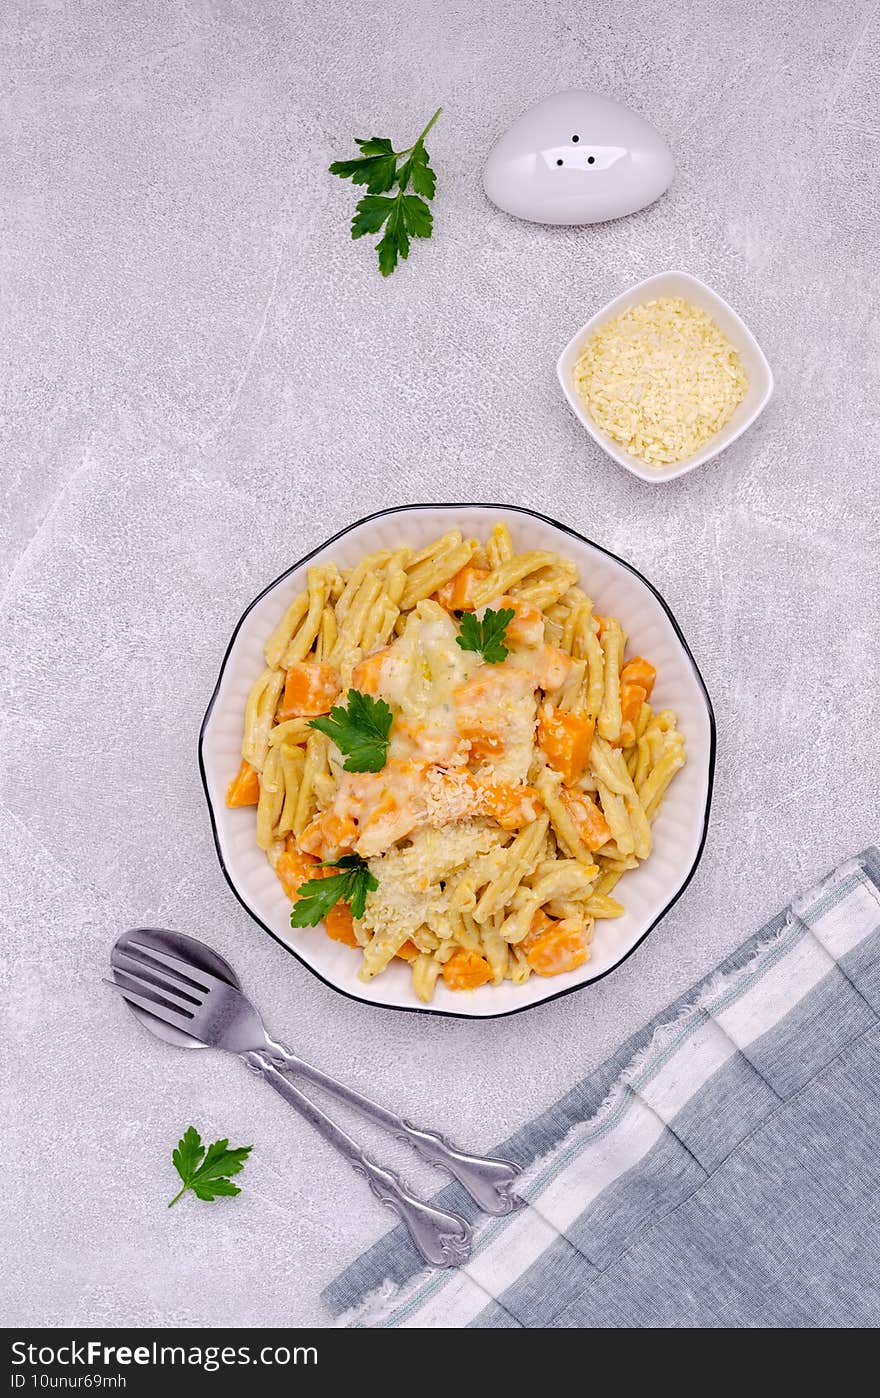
[228,523,687,1001]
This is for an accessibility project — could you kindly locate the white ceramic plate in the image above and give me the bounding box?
[557,271,774,483]
[200,504,715,1018]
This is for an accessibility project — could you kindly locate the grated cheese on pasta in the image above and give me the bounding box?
[361,824,503,945]
[572,296,748,466]
[423,766,485,825]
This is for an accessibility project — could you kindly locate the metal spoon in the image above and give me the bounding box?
[108,928,523,1259]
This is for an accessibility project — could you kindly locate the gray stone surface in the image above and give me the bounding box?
[2,0,878,1329]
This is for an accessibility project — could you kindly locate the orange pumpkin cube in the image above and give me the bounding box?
[226,759,260,807]
[536,707,595,786]
[434,565,490,611]
[619,681,647,729]
[535,645,573,691]
[276,661,340,721]
[441,949,493,991]
[298,809,359,860]
[496,595,545,648]
[323,903,359,948]
[526,918,590,977]
[523,908,555,950]
[620,657,656,700]
[559,788,611,851]
[275,841,322,901]
[479,782,543,830]
[352,647,392,697]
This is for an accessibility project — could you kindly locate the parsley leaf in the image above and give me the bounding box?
[329,136,398,193]
[407,142,437,199]
[456,607,516,665]
[309,688,393,772]
[291,854,378,926]
[168,1126,252,1208]
[376,198,410,277]
[329,108,441,276]
[351,195,397,238]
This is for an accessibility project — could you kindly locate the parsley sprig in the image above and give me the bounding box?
[168,1126,252,1207]
[456,607,515,665]
[291,854,378,926]
[329,108,442,276]
[309,688,393,772]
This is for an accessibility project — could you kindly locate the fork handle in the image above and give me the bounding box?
[243,1052,472,1268]
[261,1038,523,1217]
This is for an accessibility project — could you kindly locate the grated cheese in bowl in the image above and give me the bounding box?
[572,296,748,466]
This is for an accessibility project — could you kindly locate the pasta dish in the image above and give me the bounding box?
[226,523,686,1001]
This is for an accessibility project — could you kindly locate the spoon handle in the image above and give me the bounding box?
[261,1038,524,1217]
[243,1052,472,1268]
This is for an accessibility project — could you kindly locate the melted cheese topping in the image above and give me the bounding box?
[318,598,566,859]
[384,600,476,748]
[572,296,748,466]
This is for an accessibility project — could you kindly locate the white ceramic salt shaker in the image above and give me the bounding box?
[483,90,674,225]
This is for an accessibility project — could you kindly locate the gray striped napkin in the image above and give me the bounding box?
[324,848,880,1328]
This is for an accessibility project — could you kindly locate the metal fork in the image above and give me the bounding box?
[106,935,522,1262]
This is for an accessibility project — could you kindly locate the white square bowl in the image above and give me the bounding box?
[200,504,715,1019]
[557,271,774,483]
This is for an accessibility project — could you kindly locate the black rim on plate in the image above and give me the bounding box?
[198,503,717,1019]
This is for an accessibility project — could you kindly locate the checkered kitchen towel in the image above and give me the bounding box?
[324,849,880,1328]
